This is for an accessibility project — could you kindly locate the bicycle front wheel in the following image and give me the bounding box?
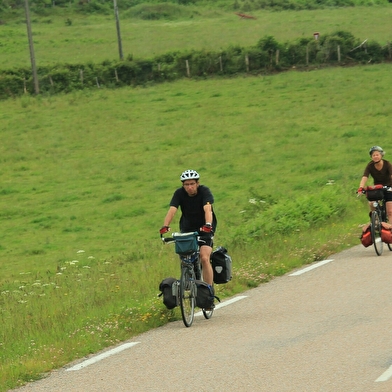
[371,211,383,256]
[179,265,196,327]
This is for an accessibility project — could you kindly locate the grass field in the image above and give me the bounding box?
[1,3,392,391]
[1,6,392,69]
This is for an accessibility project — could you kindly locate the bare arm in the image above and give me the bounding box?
[203,203,213,225]
[163,206,177,227]
[359,176,368,188]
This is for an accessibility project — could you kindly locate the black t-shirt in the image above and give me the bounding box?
[363,159,392,186]
[170,185,217,232]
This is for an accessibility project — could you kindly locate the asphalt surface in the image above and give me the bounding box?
[13,243,392,392]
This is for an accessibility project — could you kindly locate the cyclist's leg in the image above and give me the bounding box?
[368,200,375,216]
[199,245,213,285]
[385,200,392,223]
[198,234,214,285]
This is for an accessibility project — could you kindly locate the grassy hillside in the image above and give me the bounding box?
[1,2,392,390]
[1,62,391,390]
[1,6,392,69]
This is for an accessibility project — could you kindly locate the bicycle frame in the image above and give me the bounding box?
[161,232,214,327]
[363,186,392,256]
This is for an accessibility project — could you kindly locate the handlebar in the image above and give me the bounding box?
[160,231,199,244]
[358,185,390,195]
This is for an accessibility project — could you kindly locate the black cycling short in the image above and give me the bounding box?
[385,187,392,202]
[198,234,213,248]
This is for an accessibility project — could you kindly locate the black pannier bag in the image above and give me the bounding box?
[195,281,220,309]
[211,246,232,284]
[366,185,384,201]
[158,277,179,309]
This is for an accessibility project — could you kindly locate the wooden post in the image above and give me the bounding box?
[219,56,223,72]
[337,45,341,63]
[96,77,100,88]
[24,0,39,94]
[306,44,309,66]
[113,0,124,60]
[23,78,27,94]
[275,49,279,65]
[185,60,190,77]
[80,69,83,85]
[114,68,119,82]
[49,75,53,86]
[245,54,249,72]
[158,63,161,72]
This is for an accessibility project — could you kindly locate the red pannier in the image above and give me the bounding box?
[381,222,392,244]
[360,225,372,247]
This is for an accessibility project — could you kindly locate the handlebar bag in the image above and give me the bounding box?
[360,226,372,247]
[158,277,179,309]
[211,246,233,284]
[366,185,384,201]
[173,233,198,255]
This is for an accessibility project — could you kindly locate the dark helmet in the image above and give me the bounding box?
[369,146,384,157]
[180,169,200,182]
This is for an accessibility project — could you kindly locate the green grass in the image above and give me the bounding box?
[1,6,392,69]
[1,63,391,390]
[1,2,392,389]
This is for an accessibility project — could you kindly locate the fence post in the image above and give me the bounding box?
[275,49,279,65]
[185,60,190,77]
[219,56,223,72]
[337,45,341,63]
[96,77,100,88]
[80,69,84,85]
[49,75,53,86]
[245,54,249,72]
[306,44,309,66]
[114,68,119,82]
[23,78,27,94]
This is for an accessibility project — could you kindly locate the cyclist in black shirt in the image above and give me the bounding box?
[160,170,217,286]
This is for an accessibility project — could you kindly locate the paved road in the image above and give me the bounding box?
[14,244,392,392]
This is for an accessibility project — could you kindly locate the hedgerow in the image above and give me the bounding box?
[0,30,390,99]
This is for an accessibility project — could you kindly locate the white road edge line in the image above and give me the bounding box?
[66,342,140,371]
[66,296,248,371]
[195,295,248,317]
[288,259,334,276]
[375,365,392,382]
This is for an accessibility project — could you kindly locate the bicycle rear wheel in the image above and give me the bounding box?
[179,265,196,327]
[371,211,383,256]
[202,308,214,319]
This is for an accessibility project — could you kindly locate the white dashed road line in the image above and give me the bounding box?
[66,342,140,371]
[66,295,248,371]
[376,364,392,382]
[288,259,334,276]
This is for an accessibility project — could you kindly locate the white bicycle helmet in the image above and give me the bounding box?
[369,146,385,157]
[180,169,200,182]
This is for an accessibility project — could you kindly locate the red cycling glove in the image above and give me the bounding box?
[357,187,364,194]
[159,226,170,234]
[201,223,213,233]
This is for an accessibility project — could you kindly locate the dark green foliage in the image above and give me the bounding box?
[1,30,391,99]
[0,0,390,15]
